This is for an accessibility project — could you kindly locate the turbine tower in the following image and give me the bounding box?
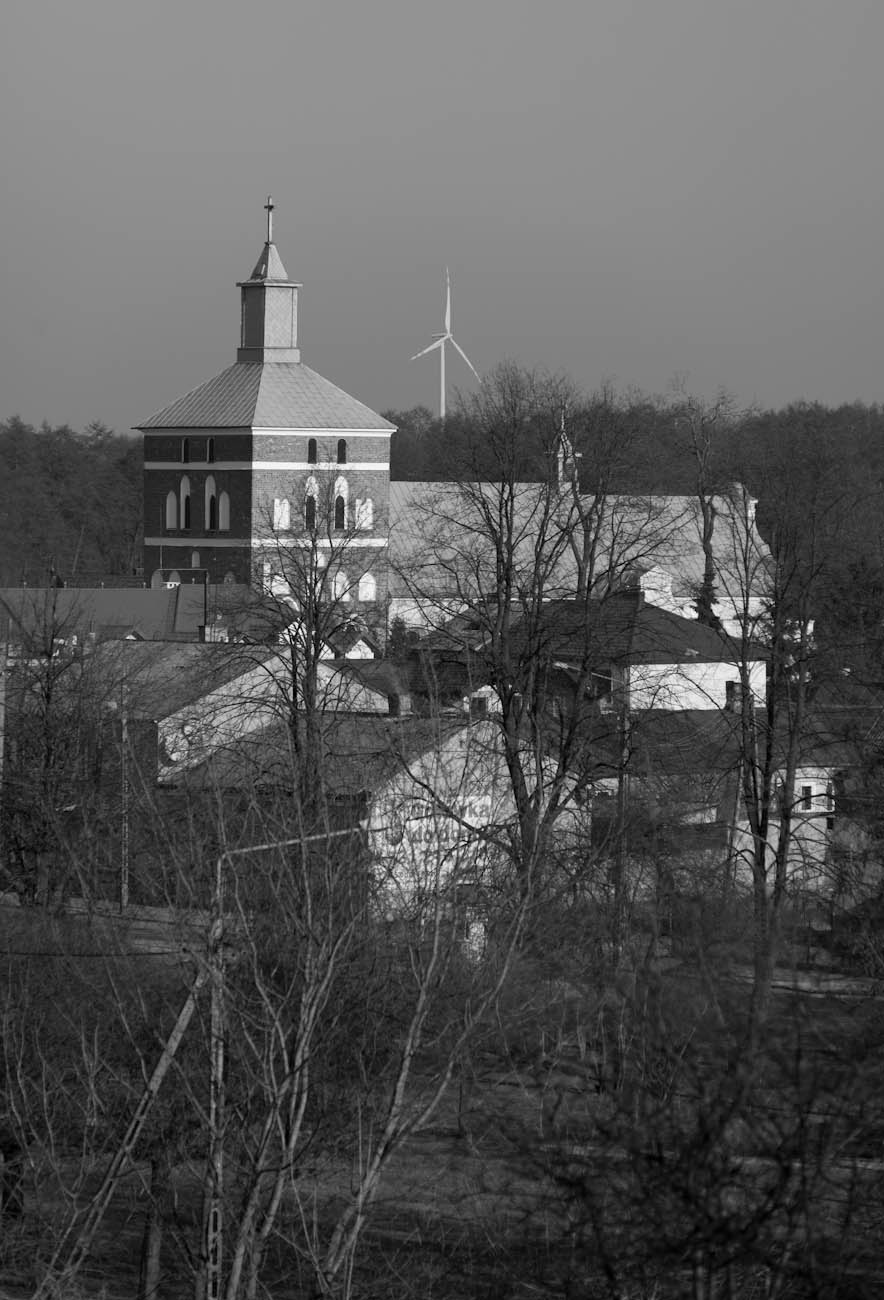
[410,268,479,419]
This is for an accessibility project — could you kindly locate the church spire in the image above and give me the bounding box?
[237,197,302,363]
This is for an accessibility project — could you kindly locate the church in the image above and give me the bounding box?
[137,202,771,644]
[139,199,395,618]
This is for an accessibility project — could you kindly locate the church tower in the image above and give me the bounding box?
[139,200,395,618]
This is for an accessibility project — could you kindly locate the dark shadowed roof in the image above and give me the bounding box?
[528,595,764,666]
[174,712,471,793]
[137,363,396,432]
[418,593,763,672]
[89,641,278,720]
[0,585,207,644]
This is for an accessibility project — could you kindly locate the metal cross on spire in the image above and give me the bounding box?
[264,195,274,244]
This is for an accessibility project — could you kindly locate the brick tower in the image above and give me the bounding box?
[139,199,394,614]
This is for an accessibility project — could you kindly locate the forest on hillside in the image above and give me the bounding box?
[0,418,143,587]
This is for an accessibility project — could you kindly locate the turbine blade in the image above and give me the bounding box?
[450,336,480,382]
[410,338,444,361]
[444,268,451,334]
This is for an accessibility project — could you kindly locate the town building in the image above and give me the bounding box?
[139,199,395,629]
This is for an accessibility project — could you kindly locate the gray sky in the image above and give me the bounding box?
[3,0,884,435]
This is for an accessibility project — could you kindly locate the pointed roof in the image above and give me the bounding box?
[238,196,298,285]
[137,362,395,431]
[243,239,293,284]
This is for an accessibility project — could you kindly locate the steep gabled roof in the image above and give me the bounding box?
[137,362,396,432]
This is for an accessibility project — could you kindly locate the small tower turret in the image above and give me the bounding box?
[236,196,302,363]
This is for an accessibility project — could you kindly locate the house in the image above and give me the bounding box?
[583,706,879,902]
[404,593,768,718]
[166,708,519,914]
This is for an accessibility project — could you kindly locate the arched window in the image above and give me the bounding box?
[333,571,350,602]
[304,474,318,531]
[355,498,374,530]
[191,551,200,568]
[205,476,217,530]
[358,572,376,602]
[307,437,317,465]
[165,490,178,530]
[273,498,291,530]
[207,437,215,463]
[337,438,347,464]
[333,476,348,531]
[218,491,230,531]
[168,570,181,586]
[181,438,190,463]
[180,476,191,529]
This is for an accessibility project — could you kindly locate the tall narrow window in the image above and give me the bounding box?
[333,476,348,531]
[337,438,347,464]
[333,571,350,601]
[207,437,215,463]
[218,491,230,530]
[801,785,813,811]
[180,476,191,529]
[165,490,178,530]
[191,551,200,568]
[181,438,190,463]
[273,498,291,530]
[205,476,217,530]
[307,437,317,465]
[305,475,318,531]
[358,572,376,602]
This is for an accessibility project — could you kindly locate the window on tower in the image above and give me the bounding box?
[333,476,348,531]
[205,476,217,530]
[304,475,318,531]
[180,476,191,529]
[273,498,291,530]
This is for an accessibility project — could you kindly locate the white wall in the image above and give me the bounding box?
[626,659,766,711]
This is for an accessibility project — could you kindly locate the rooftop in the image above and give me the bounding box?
[138,362,395,432]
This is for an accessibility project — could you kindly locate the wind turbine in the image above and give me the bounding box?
[410,268,479,420]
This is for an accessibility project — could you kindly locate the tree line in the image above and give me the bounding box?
[0,417,142,586]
